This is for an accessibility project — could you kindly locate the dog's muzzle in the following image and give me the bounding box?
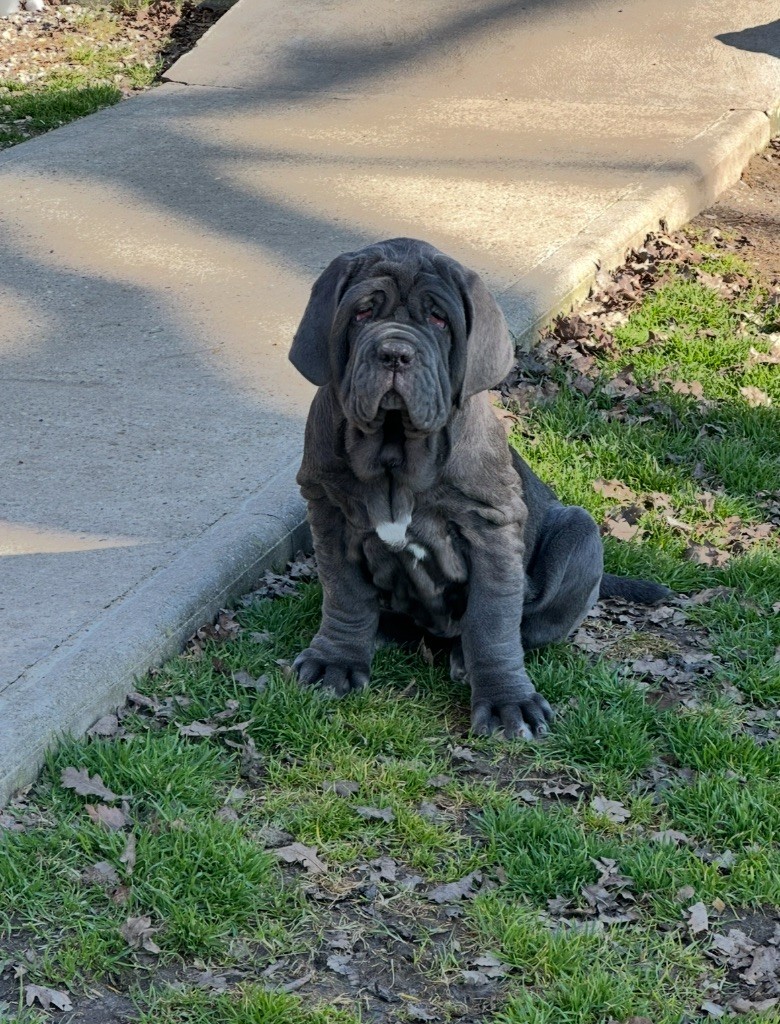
[345,323,449,434]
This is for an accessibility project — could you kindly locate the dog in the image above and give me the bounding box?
[288,238,668,738]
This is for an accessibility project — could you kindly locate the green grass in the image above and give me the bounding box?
[1,242,778,1021]
[0,2,166,150]
[0,83,122,148]
[135,985,361,1024]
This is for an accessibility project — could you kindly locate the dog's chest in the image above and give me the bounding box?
[355,499,470,636]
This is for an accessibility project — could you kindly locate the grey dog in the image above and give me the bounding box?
[289,238,668,739]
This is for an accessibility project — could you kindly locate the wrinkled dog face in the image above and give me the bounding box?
[337,270,465,433]
[289,238,515,435]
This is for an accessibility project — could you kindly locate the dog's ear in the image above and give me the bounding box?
[442,259,514,402]
[290,253,357,385]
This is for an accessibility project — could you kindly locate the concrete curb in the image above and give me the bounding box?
[0,463,309,805]
[500,104,780,346]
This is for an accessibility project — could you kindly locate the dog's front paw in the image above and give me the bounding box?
[293,649,370,697]
[471,690,553,740]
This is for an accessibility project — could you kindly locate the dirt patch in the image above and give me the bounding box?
[0,0,231,101]
[692,137,780,286]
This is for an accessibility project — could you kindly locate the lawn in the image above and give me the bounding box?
[0,0,222,150]
[1,230,778,1022]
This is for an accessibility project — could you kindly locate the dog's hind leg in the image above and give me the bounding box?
[521,505,603,651]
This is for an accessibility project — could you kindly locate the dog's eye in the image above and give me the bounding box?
[354,306,373,323]
[427,312,447,330]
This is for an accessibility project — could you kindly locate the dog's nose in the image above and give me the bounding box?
[377,339,415,370]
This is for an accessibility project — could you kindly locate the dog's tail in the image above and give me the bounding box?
[599,573,671,605]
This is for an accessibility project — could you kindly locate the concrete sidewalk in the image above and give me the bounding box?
[1,0,779,803]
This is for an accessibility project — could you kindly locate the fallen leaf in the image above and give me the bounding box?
[85,803,128,831]
[449,744,476,762]
[460,970,491,986]
[81,860,119,887]
[672,379,704,398]
[729,996,778,1013]
[178,721,216,738]
[216,806,239,823]
[326,953,357,981]
[591,796,630,823]
[742,944,780,985]
[61,767,118,802]
[687,901,709,934]
[120,833,136,875]
[427,774,452,788]
[120,915,161,953]
[408,1005,438,1022]
[280,972,314,993]
[603,508,642,542]
[472,953,510,978]
[193,969,228,992]
[740,385,772,407]
[368,856,397,882]
[517,788,539,804]
[685,542,730,567]
[701,1000,725,1018]
[542,780,582,798]
[427,871,482,904]
[276,842,327,875]
[87,714,119,738]
[593,478,637,502]
[323,780,359,797]
[418,801,444,821]
[689,586,734,604]
[233,671,267,692]
[355,805,395,823]
[746,337,780,366]
[25,984,73,1012]
[650,829,690,845]
[257,825,294,848]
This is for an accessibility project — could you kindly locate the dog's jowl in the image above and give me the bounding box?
[289,238,668,738]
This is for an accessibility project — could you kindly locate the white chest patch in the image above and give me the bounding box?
[375,515,412,551]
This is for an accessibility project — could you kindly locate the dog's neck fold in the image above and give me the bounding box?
[343,410,448,540]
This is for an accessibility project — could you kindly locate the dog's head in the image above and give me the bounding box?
[289,238,513,434]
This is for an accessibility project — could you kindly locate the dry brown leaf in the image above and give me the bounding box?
[672,379,704,398]
[81,860,119,887]
[746,336,780,366]
[593,478,637,502]
[61,767,118,802]
[120,915,161,954]
[427,870,482,904]
[687,901,709,934]
[119,833,137,875]
[740,385,772,407]
[542,781,582,798]
[257,824,294,848]
[355,805,395,823]
[603,505,643,542]
[25,984,73,1012]
[685,543,730,567]
[85,803,128,831]
[276,842,328,875]
[178,720,216,738]
[591,796,630,823]
[449,744,476,762]
[701,1000,725,1018]
[87,714,119,738]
